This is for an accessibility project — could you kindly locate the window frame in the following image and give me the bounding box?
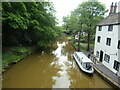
[106,38,111,46]
[97,36,101,43]
[118,40,120,49]
[113,60,120,71]
[108,25,113,31]
[98,26,102,31]
[104,54,110,63]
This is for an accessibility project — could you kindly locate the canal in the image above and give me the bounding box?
[2,39,113,88]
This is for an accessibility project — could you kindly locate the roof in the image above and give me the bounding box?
[97,12,120,26]
[76,52,93,63]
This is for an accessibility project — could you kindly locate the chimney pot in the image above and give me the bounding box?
[111,2,113,6]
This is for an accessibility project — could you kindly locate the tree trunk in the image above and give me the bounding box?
[87,33,90,51]
[78,32,81,51]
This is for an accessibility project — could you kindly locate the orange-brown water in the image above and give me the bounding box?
[2,40,113,88]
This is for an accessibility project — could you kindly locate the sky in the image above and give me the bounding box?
[48,0,120,26]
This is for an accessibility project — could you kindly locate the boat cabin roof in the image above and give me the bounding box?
[75,52,93,63]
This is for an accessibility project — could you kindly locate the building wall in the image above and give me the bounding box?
[94,25,119,74]
[118,25,120,76]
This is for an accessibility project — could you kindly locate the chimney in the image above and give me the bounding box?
[109,2,114,15]
[109,2,117,15]
[113,3,117,13]
[118,1,120,13]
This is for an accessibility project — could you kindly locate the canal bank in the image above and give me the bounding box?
[2,46,36,73]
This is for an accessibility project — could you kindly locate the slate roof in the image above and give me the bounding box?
[97,12,120,26]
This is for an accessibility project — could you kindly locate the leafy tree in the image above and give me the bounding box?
[2,2,58,50]
[76,1,107,51]
[63,10,83,51]
[63,1,107,51]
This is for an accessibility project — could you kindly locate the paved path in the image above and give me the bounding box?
[95,64,120,88]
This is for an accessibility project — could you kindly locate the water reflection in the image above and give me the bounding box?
[51,41,71,88]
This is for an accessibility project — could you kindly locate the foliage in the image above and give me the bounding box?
[76,1,107,33]
[63,1,107,51]
[2,2,58,49]
[11,47,28,55]
[55,26,66,37]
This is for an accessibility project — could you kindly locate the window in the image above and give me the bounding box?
[96,51,99,58]
[118,40,120,49]
[104,54,110,63]
[97,36,101,43]
[113,60,120,71]
[98,26,102,31]
[106,38,111,46]
[108,25,113,31]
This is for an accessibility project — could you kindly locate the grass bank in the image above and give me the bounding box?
[2,46,36,72]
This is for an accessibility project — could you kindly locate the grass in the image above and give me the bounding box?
[2,53,24,69]
[11,47,29,55]
[72,43,87,51]
[72,41,94,51]
[2,46,35,72]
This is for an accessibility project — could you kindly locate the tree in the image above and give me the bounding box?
[63,1,107,51]
[76,1,107,51]
[2,2,58,50]
[63,10,83,51]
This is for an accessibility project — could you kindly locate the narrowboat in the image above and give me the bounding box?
[73,52,94,74]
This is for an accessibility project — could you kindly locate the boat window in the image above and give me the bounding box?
[76,54,78,58]
[75,53,77,56]
[79,58,80,62]
[86,63,92,70]
[76,53,77,56]
[82,63,86,69]
[77,55,79,59]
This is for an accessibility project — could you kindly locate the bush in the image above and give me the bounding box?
[11,47,28,55]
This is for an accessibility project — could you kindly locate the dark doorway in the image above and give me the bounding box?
[99,50,103,62]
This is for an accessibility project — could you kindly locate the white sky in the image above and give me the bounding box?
[49,0,120,26]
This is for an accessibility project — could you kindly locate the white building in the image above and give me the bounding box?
[94,2,120,76]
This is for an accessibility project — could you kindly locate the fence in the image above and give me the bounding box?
[90,54,98,64]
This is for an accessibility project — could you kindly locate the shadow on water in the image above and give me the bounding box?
[2,39,113,88]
